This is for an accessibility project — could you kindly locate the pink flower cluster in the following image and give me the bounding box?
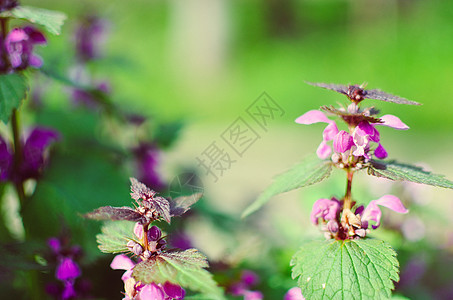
[311,195,408,239]
[111,254,185,300]
[295,107,408,162]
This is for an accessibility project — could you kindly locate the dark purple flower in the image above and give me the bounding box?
[5,26,46,70]
[163,282,185,299]
[71,81,110,108]
[74,16,108,62]
[48,237,61,253]
[19,127,59,180]
[61,281,77,300]
[310,198,341,225]
[56,258,81,281]
[0,0,18,12]
[133,143,165,191]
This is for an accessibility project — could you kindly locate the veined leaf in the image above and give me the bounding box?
[8,6,66,35]
[133,249,225,299]
[242,157,332,218]
[170,193,203,217]
[291,239,399,299]
[84,206,144,223]
[0,73,28,123]
[368,160,453,189]
[96,221,136,254]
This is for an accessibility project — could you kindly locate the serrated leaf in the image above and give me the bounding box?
[242,157,332,218]
[96,221,136,254]
[368,160,453,189]
[7,6,67,35]
[84,206,144,223]
[133,249,225,299]
[291,239,399,300]
[170,193,203,217]
[0,73,28,123]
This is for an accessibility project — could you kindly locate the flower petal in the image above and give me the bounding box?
[322,122,339,141]
[362,195,408,229]
[355,121,375,136]
[316,141,331,159]
[374,144,388,159]
[376,115,409,130]
[134,222,144,239]
[244,290,264,300]
[163,282,185,299]
[56,258,81,281]
[110,254,135,271]
[138,283,165,300]
[295,110,330,124]
[310,198,340,225]
[333,131,353,153]
[284,287,305,300]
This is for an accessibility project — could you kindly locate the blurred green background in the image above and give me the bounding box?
[16,0,453,297]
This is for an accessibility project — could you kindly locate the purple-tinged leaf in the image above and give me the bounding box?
[307,81,420,105]
[170,193,203,217]
[84,206,144,222]
[130,177,156,201]
[321,105,382,126]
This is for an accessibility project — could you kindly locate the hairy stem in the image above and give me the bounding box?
[343,170,354,210]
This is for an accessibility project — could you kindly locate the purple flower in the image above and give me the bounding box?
[352,115,408,160]
[333,130,353,153]
[133,143,165,191]
[71,81,110,108]
[56,258,81,281]
[74,16,108,62]
[229,270,262,300]
[359,195,408,229]
[0,127,59,183]
[310,198,341,225]
[5,26,46,70]
[0,0,18,12]
[295,110,339,159]
[285,287,305,300]
[110,254,185,300]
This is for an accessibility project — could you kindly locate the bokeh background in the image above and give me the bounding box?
[6,0,453,299]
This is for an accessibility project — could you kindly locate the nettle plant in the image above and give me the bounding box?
[243,82,453,299]
[85,178,225,299]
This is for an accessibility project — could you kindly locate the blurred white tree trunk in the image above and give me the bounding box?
[168,0,230,84]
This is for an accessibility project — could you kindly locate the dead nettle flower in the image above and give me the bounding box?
[74,15,108,62]
[295,107,409,164]
[229,270,263,300]
[46,237,85,300]
[0,0,18,12]
[4,26,47,70]
[0,126,59,183]
[311,195,408,240]
[111,254,185,300]
[284,287,305,300]
[133,143,165,192]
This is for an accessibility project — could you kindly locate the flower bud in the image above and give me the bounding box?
[333,131,353,153]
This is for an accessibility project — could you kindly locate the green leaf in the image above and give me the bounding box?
[291,239,399,300]
[133,249,225,299]
[242,157,332,218]
[0,73,28,123]
[96,221,136,254]
[6,6,67,35]
[368,160,453,189]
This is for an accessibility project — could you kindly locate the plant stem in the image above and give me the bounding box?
[0,17,10,70]
[343,170,354,210]
[11,109,26,205]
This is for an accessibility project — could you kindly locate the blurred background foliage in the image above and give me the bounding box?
[2,0,453,299]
